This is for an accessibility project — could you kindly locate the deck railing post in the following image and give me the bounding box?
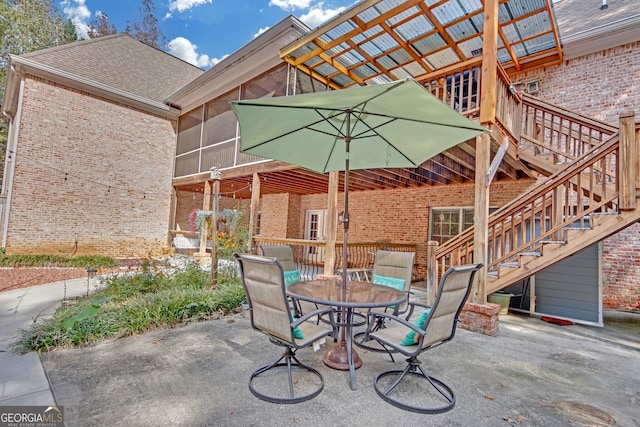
[619,111,636,210]
[426,240,439,305]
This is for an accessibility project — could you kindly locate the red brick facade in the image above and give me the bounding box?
[4,76,177,257]
[515,41,640,311]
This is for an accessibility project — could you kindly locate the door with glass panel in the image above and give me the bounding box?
[304,210,327,264]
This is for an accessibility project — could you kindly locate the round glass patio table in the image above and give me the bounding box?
[287,279,407,390]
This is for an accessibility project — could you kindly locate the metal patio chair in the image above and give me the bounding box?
[368,263,483,414]
[354,250,416,351]
[234,253,336,404]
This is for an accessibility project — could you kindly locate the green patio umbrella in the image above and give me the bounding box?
[230,78,487,284]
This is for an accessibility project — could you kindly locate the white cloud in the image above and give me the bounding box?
[60,0,91,39]
[269,0,313,11]
[167,36,226,69]
[299,3,347,28]
[168,0,212,13]
[253,27,270,39]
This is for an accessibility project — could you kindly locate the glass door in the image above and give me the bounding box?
[304,210,327,264]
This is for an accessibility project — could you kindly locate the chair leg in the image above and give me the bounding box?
[249,345,324,404]
[373,357,456,414]
[353,315,396,362]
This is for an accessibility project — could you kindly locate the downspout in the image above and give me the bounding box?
[1,68,25,248]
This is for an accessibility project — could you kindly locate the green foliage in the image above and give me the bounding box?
[13,262,245,352]
[0,253,118,268]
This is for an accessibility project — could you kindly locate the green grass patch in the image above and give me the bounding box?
[13,262,246,353]
[0,252,118,268]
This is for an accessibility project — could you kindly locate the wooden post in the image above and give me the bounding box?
[199,180,212,256]
[479,0,499,125]
[210,168,222,284]
[473,0,499,303]
[552,186,564,240]
[248,173,261,253]
[324,171,339,276]
[473,133,490,303]
[426,240,438,305]
[619,111,636,210]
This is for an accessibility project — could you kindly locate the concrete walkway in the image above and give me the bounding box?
[1,278,639,426]
[0,276,92,405]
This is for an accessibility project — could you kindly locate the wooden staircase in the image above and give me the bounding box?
[435,96,640,295]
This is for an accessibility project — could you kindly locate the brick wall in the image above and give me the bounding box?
[515,41,640,311]
[261,179,535,278]
[5,77,176,257]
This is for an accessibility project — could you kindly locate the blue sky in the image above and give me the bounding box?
[56,0,355,69]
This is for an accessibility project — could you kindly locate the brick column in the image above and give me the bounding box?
[459,301,501,336]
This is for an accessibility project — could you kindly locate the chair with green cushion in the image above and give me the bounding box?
[354,250,416,351]
[234,253,336,404]
[368,263,482,414]
[260,245,303,316]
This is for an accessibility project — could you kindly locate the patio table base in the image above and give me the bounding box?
[323,342,362,371]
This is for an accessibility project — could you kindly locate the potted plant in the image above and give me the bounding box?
[488,291,514,315]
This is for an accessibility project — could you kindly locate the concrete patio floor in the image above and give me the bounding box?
[39,305,639,426]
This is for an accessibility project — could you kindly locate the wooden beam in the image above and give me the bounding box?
[486,137,509,186]
[480,0,499,125]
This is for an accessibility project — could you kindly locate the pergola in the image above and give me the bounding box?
[184,0,564,303]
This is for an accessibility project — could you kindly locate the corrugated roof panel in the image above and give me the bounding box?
[390,67,414,80]
[458,0,483,14]
[458,37,484,58]
[325,20,358,41]
[289,44,314,62]
[335,49,366,69]
[367,75,394,85]
[302,56,323,68]
[433,1,467,25]
[500,0,547,21]
[330,74,355,87]
[523,33,557,55]
[497,47,511,63]
[360,33,399,56]
[357,5,380,23]
[352,63,380,79]
[398,61,428,77]
[387,6,421,26]
[411,33,447,55]
[447,18,482,42]
[352,25,384,44]
[387,48,414,65]
[424,48,460,68]
[373,0,407,15]
[503,12,553,43]
[395,15,434,40]
[315,62,340,76]
[326,42,351,57]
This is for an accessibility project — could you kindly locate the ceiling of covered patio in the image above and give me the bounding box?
[280,0,562,89]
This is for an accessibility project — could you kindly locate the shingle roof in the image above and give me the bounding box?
[19,34,204,103]
[553,0,639,38]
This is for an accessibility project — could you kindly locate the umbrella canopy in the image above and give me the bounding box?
[230,78,487,174]
[230,78,487,282]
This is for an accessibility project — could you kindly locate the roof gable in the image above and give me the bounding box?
[20,34,204,103]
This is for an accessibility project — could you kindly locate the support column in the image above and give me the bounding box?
[248,173,261,253]
[473,0,499,304]
[426,240,438,305]
[199,180,212,256]
[473,133,490,303]
[323,171,339,276]
[211,178,220,284]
